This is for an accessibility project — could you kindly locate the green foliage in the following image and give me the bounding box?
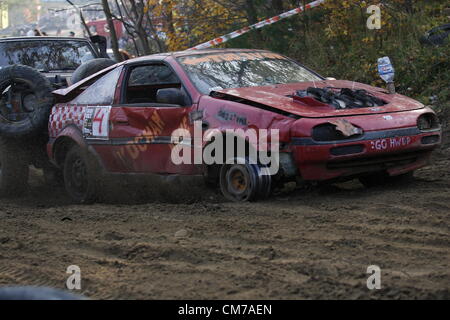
[226,0,449,108]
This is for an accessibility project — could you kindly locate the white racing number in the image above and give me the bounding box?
[83,106,111,140]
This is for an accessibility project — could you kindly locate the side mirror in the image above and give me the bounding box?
[156,88,185,106]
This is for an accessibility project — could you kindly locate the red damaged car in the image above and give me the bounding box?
[19,49,445,202]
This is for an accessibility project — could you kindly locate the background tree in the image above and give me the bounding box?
[95,0,448,111]
[109,0,166,55]
[149,0,246,51]
[101,0,122,61]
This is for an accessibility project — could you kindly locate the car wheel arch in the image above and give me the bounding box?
[52,125,87,168]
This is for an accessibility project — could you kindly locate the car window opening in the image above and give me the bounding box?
[124,64,183,105]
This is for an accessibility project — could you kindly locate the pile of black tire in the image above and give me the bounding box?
[0,59,115,198]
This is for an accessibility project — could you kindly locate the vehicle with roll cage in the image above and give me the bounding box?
[0,36,114,195]
[1,48,443,202]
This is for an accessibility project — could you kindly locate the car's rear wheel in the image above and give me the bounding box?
[0,139,29,197]
[359,171,414,188]
[63,145,99,203]
[219,158,271,202]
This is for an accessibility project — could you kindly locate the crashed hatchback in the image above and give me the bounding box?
[46,49,441,202]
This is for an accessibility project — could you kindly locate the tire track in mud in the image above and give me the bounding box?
[0,128,449,299]
[0,263,61,289]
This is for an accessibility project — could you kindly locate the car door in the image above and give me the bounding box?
[106,61,199,174]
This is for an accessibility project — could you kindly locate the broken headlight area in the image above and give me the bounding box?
[294,87,387,109]
[312,122,363,142]
[417,113,440,131]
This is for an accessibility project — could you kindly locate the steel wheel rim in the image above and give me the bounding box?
[223,165,252,201]
[0,79,36,123]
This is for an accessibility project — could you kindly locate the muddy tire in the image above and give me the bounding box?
[359,171,414,188]
[70,58,115,84]
[63,145,99,204]
[0,65,54,137]
[219,158,271,202]
[0,139,29,197]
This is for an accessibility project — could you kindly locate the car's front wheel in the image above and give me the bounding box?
[64,145,99,203]
[219,159,271,202]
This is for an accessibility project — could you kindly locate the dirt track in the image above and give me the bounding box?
[0,128,449,300]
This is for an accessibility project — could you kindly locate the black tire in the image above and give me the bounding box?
[0,139,29,197]
[359,171,414,188]
[63,145,99,204]
[70,58,116,84]
[219,158,271,202]
[0,65,54,137]
[420,24,450,46]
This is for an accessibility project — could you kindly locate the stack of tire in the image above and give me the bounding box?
[0,59,115,198]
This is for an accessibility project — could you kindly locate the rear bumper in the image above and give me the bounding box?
[291,127,441,181]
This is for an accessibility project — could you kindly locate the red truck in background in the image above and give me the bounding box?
[86,20,124,39]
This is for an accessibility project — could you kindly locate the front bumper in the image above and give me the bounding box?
[291,127,441,181]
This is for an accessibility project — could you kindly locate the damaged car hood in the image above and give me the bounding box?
[213,80,425,118]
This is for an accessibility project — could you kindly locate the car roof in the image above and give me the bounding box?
[0,36,91,42]
[123,48,276,64]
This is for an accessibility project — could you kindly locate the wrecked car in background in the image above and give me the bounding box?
[0,49,442,202]
[0,36,116,195]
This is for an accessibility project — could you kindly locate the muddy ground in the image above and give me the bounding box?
[0,127,449,300]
